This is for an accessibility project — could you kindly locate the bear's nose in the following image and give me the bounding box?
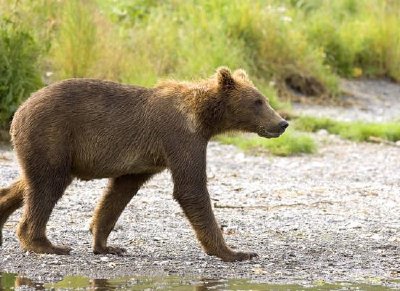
[279,120,289,131]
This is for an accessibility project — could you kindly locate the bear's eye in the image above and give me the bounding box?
[254,99,263,106]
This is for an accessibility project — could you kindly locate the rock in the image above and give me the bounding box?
[317,129,329,136]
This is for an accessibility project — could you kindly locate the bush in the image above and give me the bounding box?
[0,18,42,128]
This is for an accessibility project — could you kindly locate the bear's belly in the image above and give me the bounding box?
[71,152,166,180]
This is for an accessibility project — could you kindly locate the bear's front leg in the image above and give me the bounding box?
[174,187,257,262]
[169,144,257,262]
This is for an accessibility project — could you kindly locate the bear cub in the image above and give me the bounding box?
[0,67,288,262]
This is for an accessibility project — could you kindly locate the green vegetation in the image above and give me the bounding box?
[295,116,400,142]
[51,1,97,78]
[292,0,400,81]
[0,17,42,127]
[1,0,399,99]
[217,131,316,156]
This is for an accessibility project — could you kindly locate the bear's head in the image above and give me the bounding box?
[212,67,288,138]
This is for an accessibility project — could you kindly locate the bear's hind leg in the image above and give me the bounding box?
[17,171,72,255]
[90,173,153,255]
[0,179,25,246]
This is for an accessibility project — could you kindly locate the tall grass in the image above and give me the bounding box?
[0,17,42,127]
[8,0,399,94]
[117,0,336,90]
[48,0,297,107]
[287,0,400,81]
[50,0,98,78]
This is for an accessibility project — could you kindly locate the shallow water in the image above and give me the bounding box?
[1,272,399,291]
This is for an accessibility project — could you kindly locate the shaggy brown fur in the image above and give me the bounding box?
[0,67,288,262]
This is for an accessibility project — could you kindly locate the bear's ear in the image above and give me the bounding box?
[216,67,235,90]
[233,69,249,81]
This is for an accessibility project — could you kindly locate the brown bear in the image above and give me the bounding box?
[0,67,288,262]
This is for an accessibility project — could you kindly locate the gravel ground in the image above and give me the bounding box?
[1,135,400,286]
[293,79,400,122]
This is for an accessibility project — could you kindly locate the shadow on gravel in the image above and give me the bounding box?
[1,272,400,290]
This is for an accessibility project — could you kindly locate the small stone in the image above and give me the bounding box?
[317,129,328,136]
[100,256,109,262]
[252,267,265,274]
[346,221,363,229]
[371,233,382,240]
[108,262,116,268]
[388,236,400,243]
[2,255,11,262]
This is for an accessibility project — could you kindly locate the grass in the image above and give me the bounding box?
[50,0,98,78]
[217,131,316,156]
[1,1,399,99]
[289,0,400,81]
[1,0,399,88]
[0,16,42,128]
[294,116,400,142]
[1,0,339,96]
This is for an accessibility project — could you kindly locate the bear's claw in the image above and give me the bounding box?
[22,244,72,255]
[93,246,127,256]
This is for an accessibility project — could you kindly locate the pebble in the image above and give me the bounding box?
[108,262,116,268]
[317,129,328,136]
[100,257,109,262]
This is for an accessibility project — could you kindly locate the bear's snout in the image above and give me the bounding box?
[278,120,289,132]
[257,119,289,138]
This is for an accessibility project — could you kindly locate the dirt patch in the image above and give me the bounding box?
[1,137,400,285]
[293,79,400,122]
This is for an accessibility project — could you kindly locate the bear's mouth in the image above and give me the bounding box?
[257,130,282,139]
[257,127,285,138]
